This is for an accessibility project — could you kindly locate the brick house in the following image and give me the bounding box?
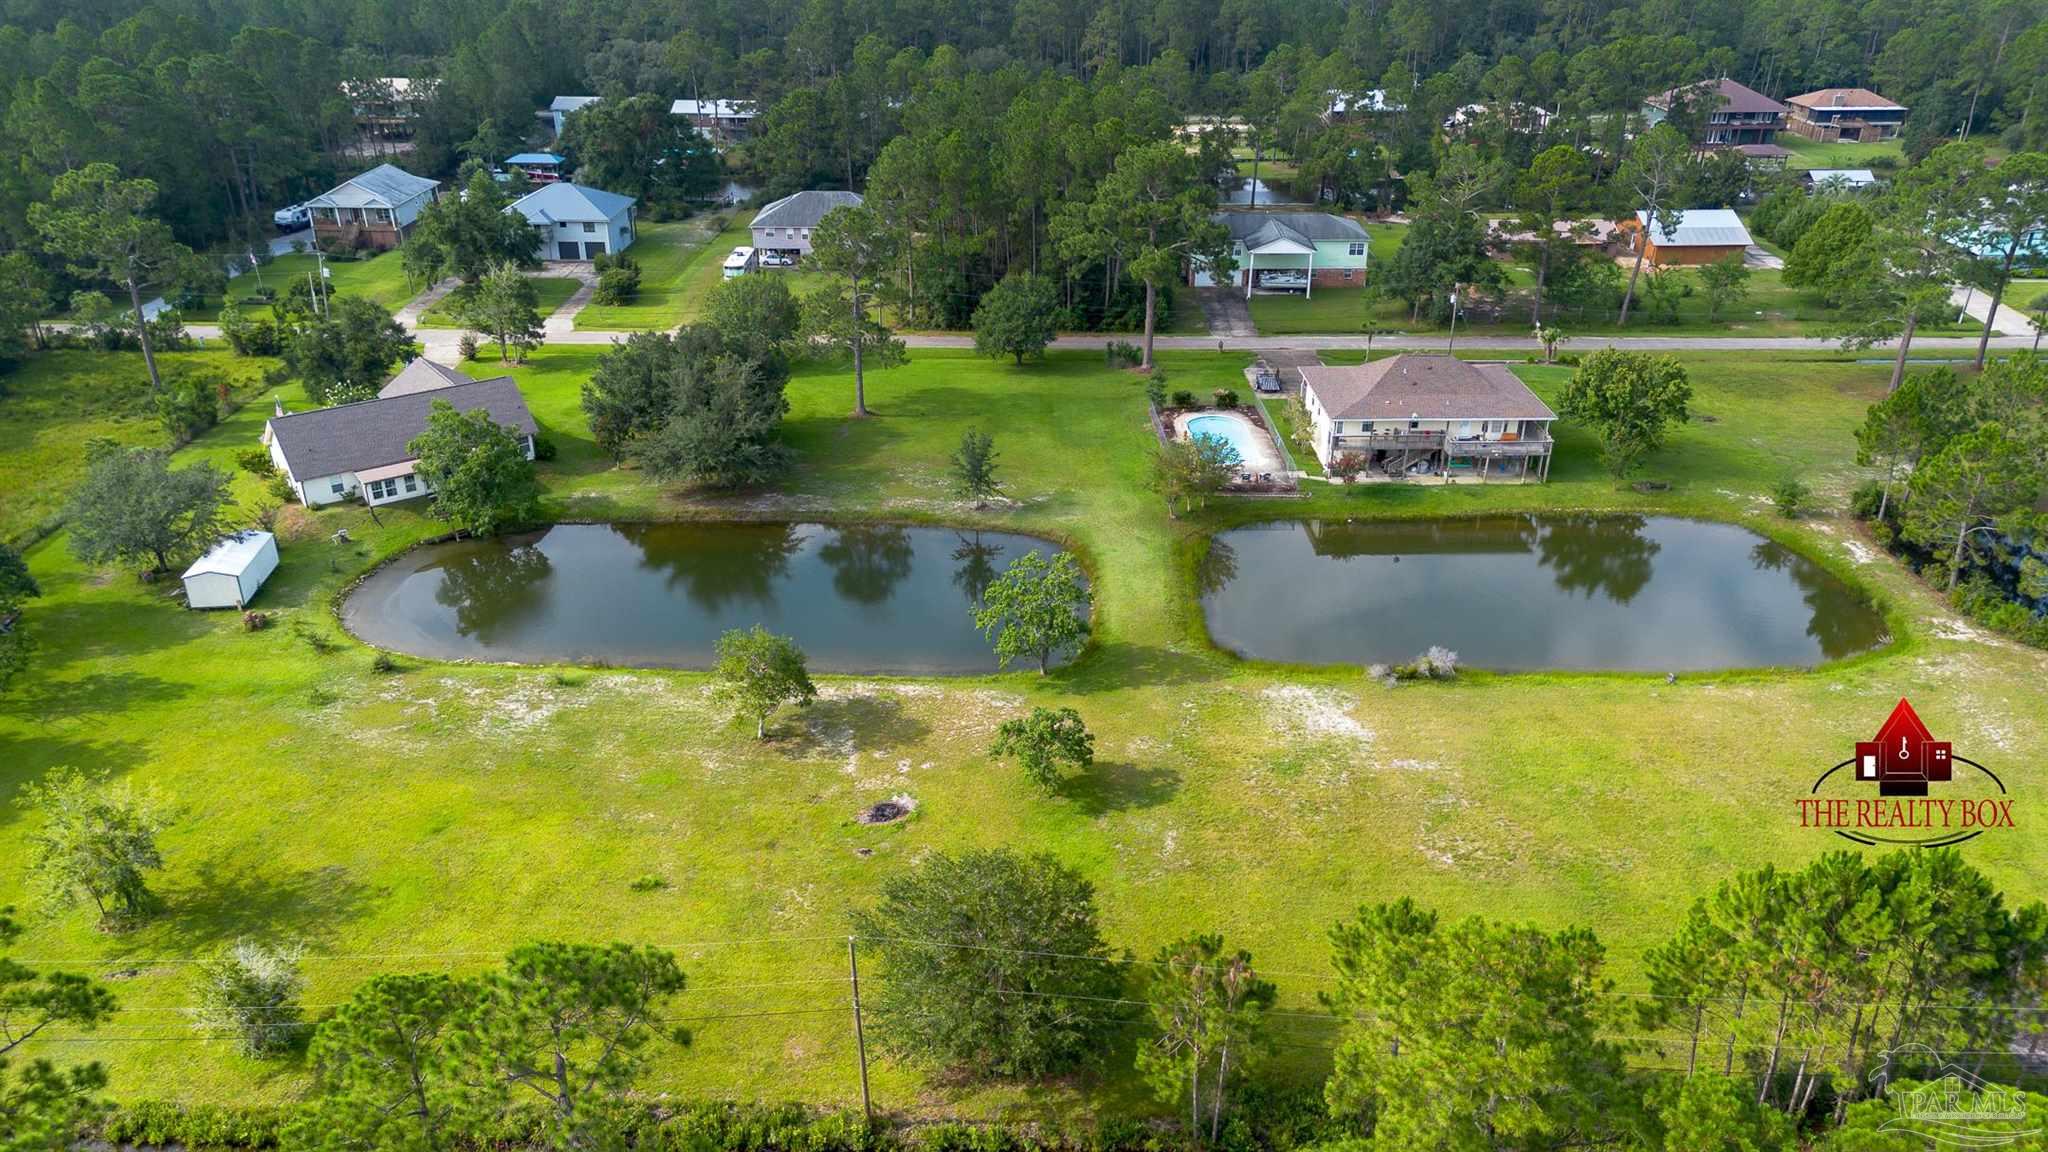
[1785,88,1907,142]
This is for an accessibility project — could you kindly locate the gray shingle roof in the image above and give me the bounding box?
[753,190,864,230]
[378,358,473,398]
[507,182,636,224]
[1216,211,1369,245]
[307,163,439,210]
[1300,355,1556,422]
[268,377,535,480]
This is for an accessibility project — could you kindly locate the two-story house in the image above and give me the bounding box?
[671,99,758,143]
[305,164,440,251]
[1191,212,1371,297]
[506,183,637,261]
[1784,88,1907,143]
[750,190,864,262]
[1643,77,1788,159]
[1298,354,1555,482]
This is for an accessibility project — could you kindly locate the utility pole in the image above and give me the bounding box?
[1446,282,1464,354]
[848,936,873,1126]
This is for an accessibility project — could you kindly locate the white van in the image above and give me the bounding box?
[722,246,756,278]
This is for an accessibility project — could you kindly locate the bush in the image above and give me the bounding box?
[1773,476,1809,519]
[370,651,400,674]
[241,611,271,632]
[1170,389,1197,408]
[458,331,480,361]
[595,263,642,305]
[1212,388,1239,409]
[236,448,277,477]
[265,473,295,503]
[157,374,221,446]
[1330,453,1367,483]
[1143,374,1166,410]
[629,874,669,892]
[593,251,639,274]
[1385,646,1459,682]
[1106,339,1142,368]
[191,940,305,1057]
[531,434,558,461]
[1849,479,1885,520]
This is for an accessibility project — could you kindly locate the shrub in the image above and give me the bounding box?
[1106,339,1142,367]
[1773,476,1809,519]
[191,939,305,1057]
[219,304,282,356]
[236,447,277,476]
[1389,646,1459,681]
[532,434,558,461]
[629,874,670,892]
[595,263,642,305]
[242,611,272,632]
[292,621,340,654]
[1213,388,1239,409]
[1143,374,1166,410]
[1849,480,1885,521]
[265,473,295,503]
[1170,390,1198,408]
[1329,453,1367,483]
[369,651,400,674]
[458,331,480,361]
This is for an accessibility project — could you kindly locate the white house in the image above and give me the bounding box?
[305,164,440,250]
[670,98,757,142]
[265,376,537,507]
[181,532,278,610]
[506,183,637,261]
[1297,354,1556,481]
[549,95,601,138]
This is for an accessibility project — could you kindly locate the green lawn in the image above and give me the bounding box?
[1779,134,1905,171]
[574,216,734,331]
[3,345,2045,1117]
[416,277,582,329]
[183,252,424,322]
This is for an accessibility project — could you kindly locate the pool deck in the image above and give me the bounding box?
[1174,409,1286,476]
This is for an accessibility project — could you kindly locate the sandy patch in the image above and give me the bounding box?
[1842,540,1878,564]
[1260,684,1374,744]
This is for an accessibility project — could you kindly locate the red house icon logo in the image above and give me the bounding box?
[1854,699,1952,797]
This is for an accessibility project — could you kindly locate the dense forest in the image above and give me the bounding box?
[3,0,2046,253]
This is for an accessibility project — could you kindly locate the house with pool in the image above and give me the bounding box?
[1190,211,1371,296]
[1298,354,1555,482]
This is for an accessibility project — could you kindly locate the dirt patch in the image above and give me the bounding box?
[1260,684,1374,744]
[856,794,917,825]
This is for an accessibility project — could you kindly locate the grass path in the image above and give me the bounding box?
[573,216,732,330]
[2,347,2044,1117]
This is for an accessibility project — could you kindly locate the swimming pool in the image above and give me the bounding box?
[1185,413,1262,464]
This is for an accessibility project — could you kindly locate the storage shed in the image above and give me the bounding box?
[181,532,279,610]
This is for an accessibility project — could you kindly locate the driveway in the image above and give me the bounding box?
[1950,285,2040,338]
[1195,287,1255,337]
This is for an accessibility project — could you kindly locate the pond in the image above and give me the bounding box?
[342,522,1066,674]
[1200,516,1887,671]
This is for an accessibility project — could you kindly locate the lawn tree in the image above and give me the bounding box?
[1533,324,1566,363]
[407,401,540,537]
[971,271,1060,365]
[29,164,196,396]
[581,330,699,457]
[1151,435,1241,517]
[459,262,545,363]
[971,551,1090,674]
[1556,350,1693,479]
[64,444,231,574]
[850,849,1124,1078]
[404,170,541,287]
[0,544,39,693]
[1055,141,1230,371]
[1512,144,1594,325]
[0,907,117,1152]
[1855,372,1942,522]
[1960,151,2048,368]
[15,767,166,927]
[191,940,305,1057]
[1782,200,1874,289]
[283,297,415,406]
[1375,170,1502,324]
[949,429,1001,507]
[471,943,688,1152]
[1615,125,1692,327]
[0,251,54,358]
[1325,903,1627,1150]
[557,93,721,207]
[805,203,905,417]
[635,355,793,489]
[1823,218,1961,394]
[1902,423,2042,590]
[1696,254,1752,319]
[710,625,816,739]
[989,706,1094,792]
[296,974,493,1152]
[704,275,803,376]
[1137,934,1274,1142]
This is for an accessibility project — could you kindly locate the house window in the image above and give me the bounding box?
[1360,421,1375,432]
[800,229,810,239]
[402,474,418,493]
[1347,242,1365,256]
[366,478,394,501]
[1343,269,1355,280]
[583,222,596,233]
[330,481,346,495]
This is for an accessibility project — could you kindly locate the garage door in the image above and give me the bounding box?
[584,241,607,259]
[557,241,579,260]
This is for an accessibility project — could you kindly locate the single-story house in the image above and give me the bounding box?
[1785,88,1907,142]
[181,531,278,610]
[1617,208,1753,266]
[305,163,439,251]
[378,357,472,399]
[1297,354,1555,481]
[265,377,537,508]
[671,98,757,142]
[549,95,601,137]
[1643,77,1786,148]
[751,190,864,260]
[1192,212,1370,296]
[506,152,566,183]
[1803,168,1880,190]
[507,182,636,261]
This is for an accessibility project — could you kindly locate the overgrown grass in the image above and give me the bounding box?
[184,252,423,322]
[416,277,581,329]
[2,345,2043,1120]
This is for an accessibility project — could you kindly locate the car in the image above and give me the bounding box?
[759,251,795,268]
[272,203,310,231]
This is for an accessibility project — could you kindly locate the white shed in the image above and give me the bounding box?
[181,532,279,610]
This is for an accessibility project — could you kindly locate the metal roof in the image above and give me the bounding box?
[1806,169,1878,186]
[378,358,472,399]
[507,182,636,225]
[671,99,756,117]
[550,95,601,112]
[1215,211,1369,245]
[267,377,535,480]
[182,531,275,579]
[1635,208,1753,248]
[753,190,864,230]
[306,163,439,210]
[1300,355,1556,423]
[505,152,564,166]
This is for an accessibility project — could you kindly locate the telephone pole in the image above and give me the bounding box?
[848,936,873,1126]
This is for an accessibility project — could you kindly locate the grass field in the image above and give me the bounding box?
[184,252,423,322]
[574,216,735,330]
[1779,135,1905,171]
[3,345,2045,1118]
[416,277,582,329]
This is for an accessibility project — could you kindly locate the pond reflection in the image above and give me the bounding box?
[344,522,1069,673]
[1201,516,1885,671]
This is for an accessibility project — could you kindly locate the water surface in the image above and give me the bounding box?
[1200,516,1885,671]
[344,522,1064,673]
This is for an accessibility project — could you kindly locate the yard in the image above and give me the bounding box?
[416,276,582,329]
[2,345,2044,1118]
[573,215,736,330]
[1778,134,1905,171]
[184,251,424,321]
